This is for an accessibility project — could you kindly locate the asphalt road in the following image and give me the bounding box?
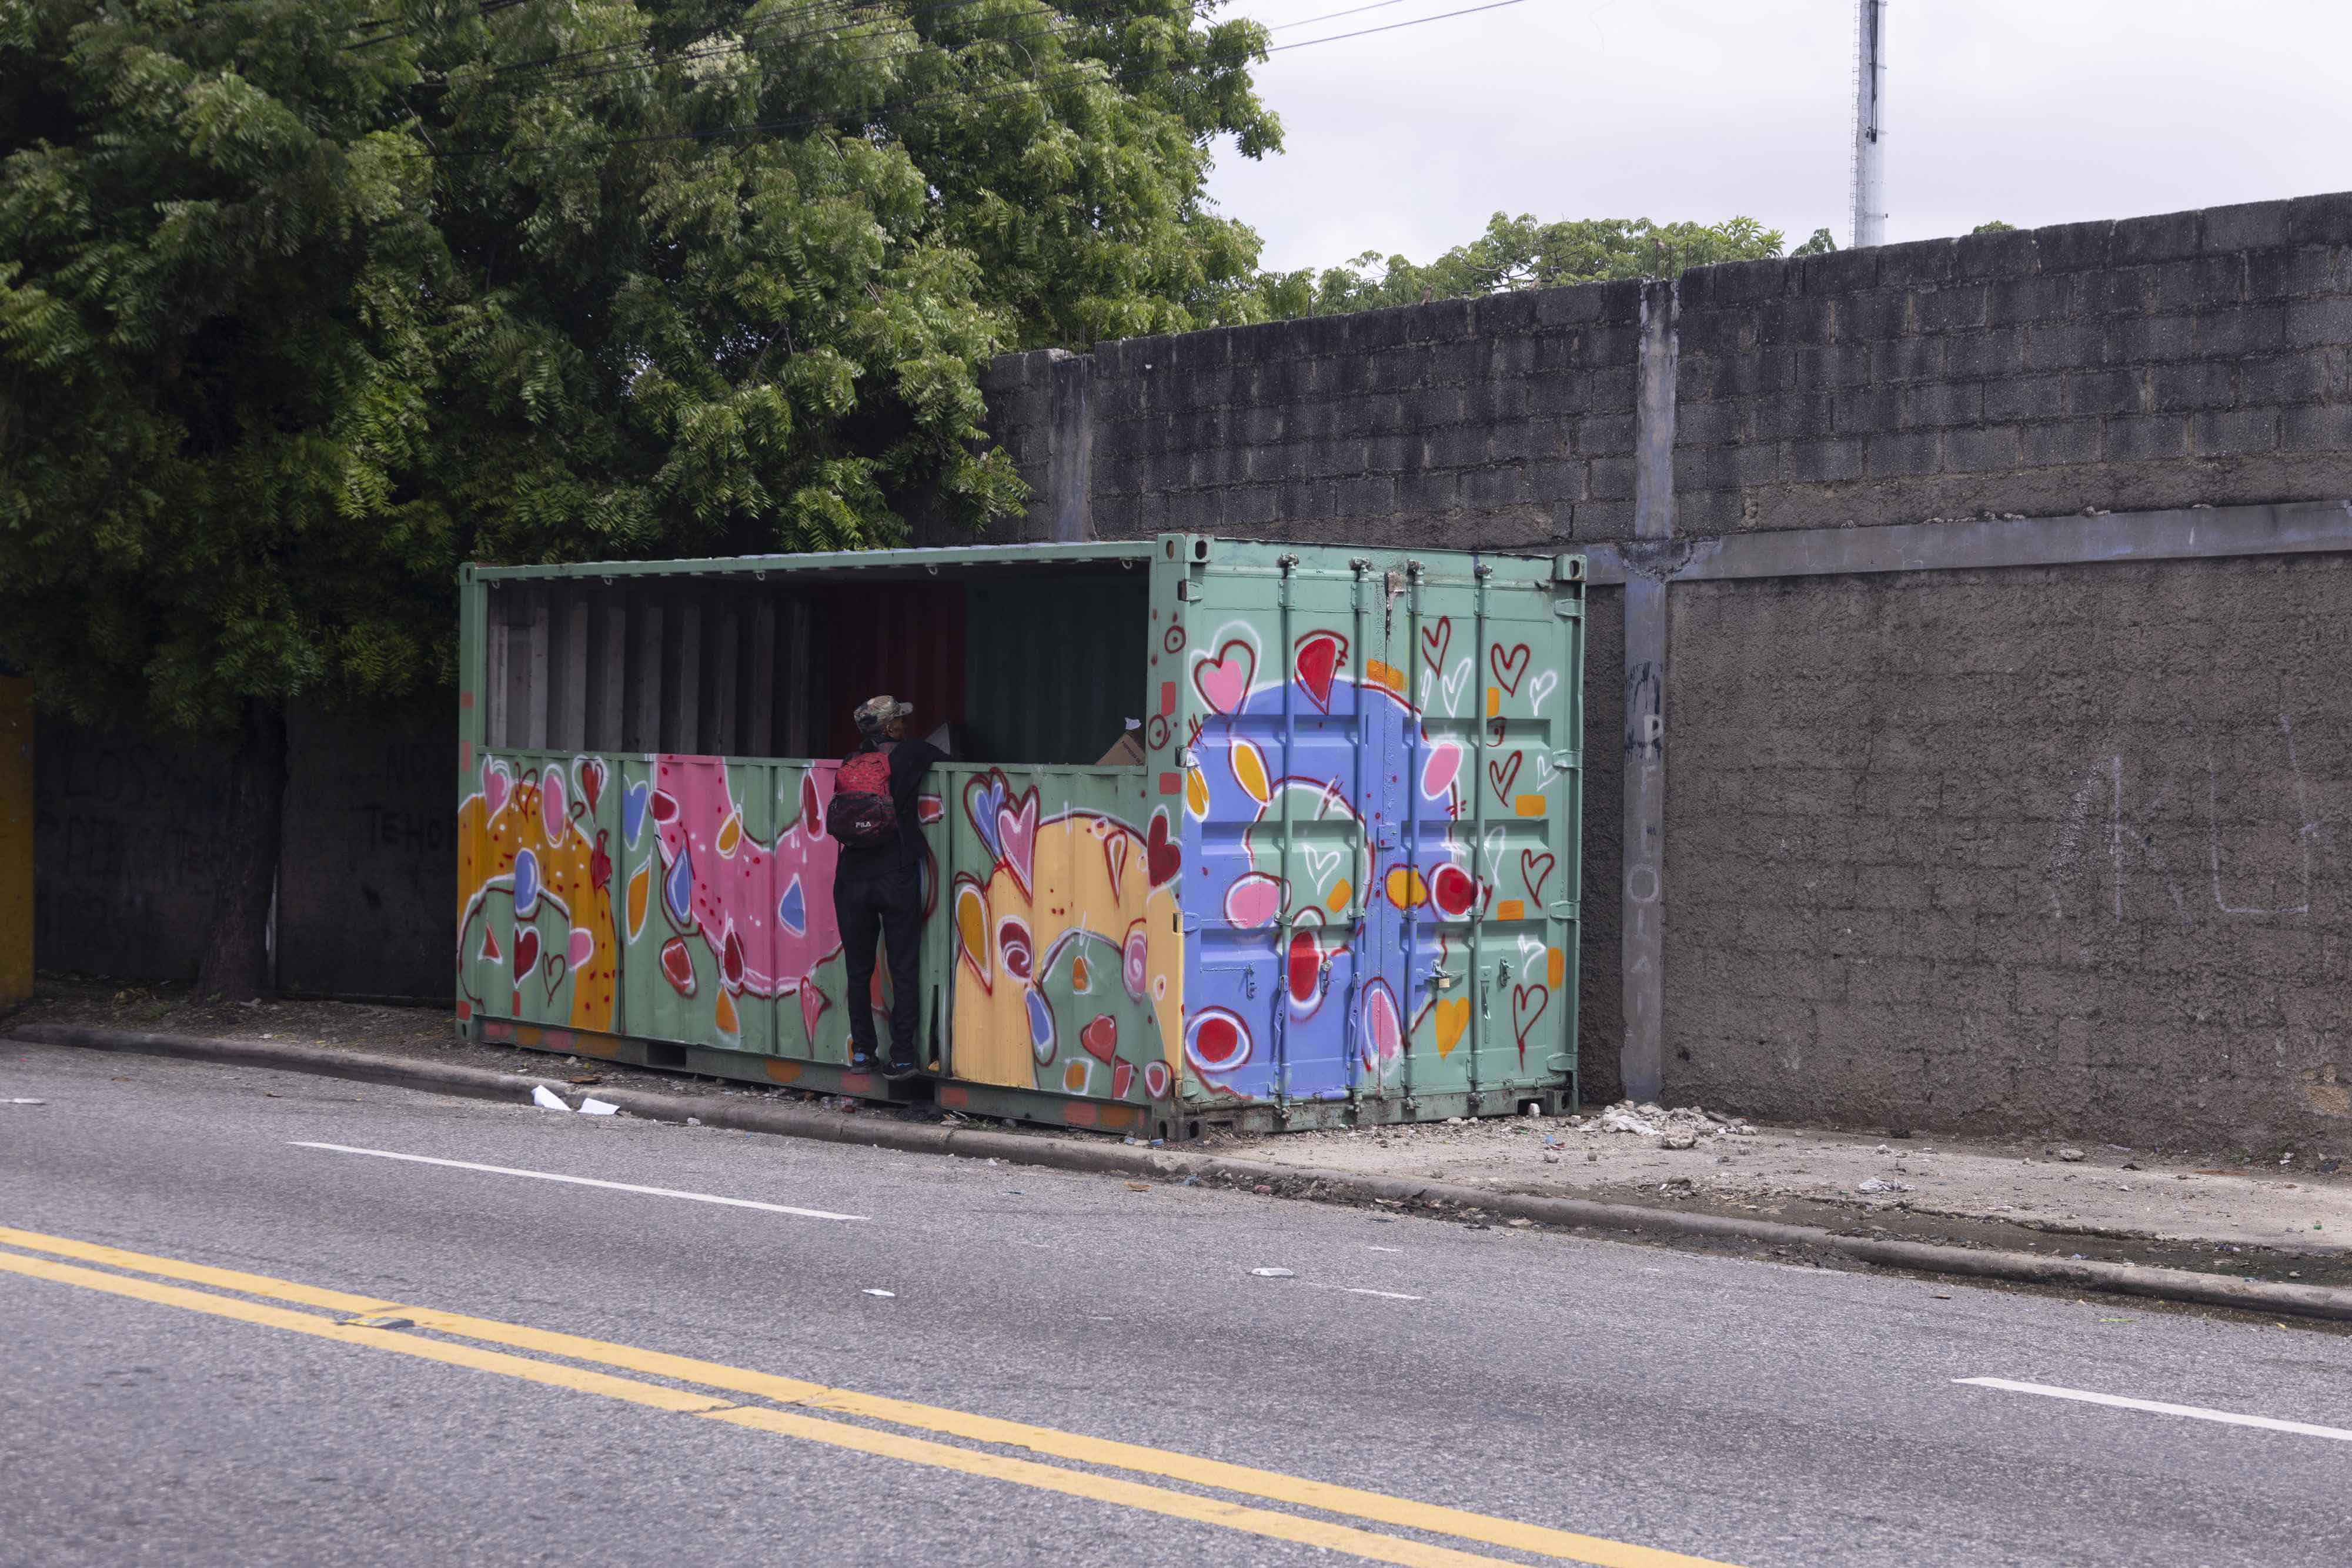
[4,1039,2350,1567]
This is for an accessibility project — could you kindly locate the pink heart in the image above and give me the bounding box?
[997,787,1039,898]
[483,763,511,817]
[566,927,594,969]
[1192,640,1256,716]
[540,767,567,843]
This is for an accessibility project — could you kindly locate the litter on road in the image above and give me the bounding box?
[1249,1267,1296,1278]
[862,1289,896,1298]
[579,1098,619,1116]
[530,1085,567,1111]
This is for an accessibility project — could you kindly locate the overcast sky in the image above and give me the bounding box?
[1205,0,2352,273]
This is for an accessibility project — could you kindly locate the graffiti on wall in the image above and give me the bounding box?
[1179,607,1570,1104]
[948,770,1184,1102]
[456,757,619,1031]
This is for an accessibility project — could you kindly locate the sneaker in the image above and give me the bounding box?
[882,1053,921,1080]
[848,1048,878,1075]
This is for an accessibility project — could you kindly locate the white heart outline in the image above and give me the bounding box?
[1528,668,1559,717]
[1439,656,1473,717]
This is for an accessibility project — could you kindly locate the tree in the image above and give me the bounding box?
[1246,212,1789,319]
[1971,220,2016,235]
[0,0,1277,997]
[1790,226,1837,256]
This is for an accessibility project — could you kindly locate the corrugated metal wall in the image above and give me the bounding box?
[485,568,1145,768]
[963,572,1147,765]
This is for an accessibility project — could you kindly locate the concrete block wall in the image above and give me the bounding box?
[976,191,2352,1145]
[1671,196,2352,534]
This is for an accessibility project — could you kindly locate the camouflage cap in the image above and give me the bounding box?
[853,694,914,736]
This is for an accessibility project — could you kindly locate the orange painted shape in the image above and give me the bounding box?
[516,1025,544,1047]
[1485,687,1500,717]
[1548,947,1566,987]
[764,1060,803,1084]
[1434,998,1471,1058]
[1514,794,1547,818]
[1098,1105,1141,1132]
[1365,659,1405,696]
[1325,879,1351,914]
[714,990,739,1035]
[936,1085,969,1109]
[1495,899,1525,921]
[1384,867,1427,909]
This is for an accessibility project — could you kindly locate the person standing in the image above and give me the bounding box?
[827,695,943,1077]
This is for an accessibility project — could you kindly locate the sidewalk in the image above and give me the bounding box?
[11,979,2351,1282]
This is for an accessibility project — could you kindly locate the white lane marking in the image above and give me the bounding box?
[1299,1281,1426,1302]
[1955,1378,2352,1443]
[290,1142,866,1222]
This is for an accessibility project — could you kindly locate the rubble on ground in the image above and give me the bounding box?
[1575,1101,1755,1149]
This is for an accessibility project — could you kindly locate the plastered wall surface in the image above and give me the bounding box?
[1668,554,2352,1145]
[35,707,450,998]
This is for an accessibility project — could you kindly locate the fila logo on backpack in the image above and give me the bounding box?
[826,748,898,847]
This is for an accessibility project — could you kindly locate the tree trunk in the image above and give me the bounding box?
[195,700,288,1002]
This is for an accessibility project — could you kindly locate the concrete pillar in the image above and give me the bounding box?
[1622,279,1679,1106]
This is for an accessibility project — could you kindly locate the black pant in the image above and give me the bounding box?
[834,861,922,1066]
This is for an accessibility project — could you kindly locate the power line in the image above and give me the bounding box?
[1267,0,1523,51]
[429,0,1503,156]
[1264,0,1421,32]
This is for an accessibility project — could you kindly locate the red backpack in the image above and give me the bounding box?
[826,746,898,847]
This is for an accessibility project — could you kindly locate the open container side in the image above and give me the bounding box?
[454,535,1585,1139]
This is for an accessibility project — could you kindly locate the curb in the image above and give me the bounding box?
[16,1021,2352,1324]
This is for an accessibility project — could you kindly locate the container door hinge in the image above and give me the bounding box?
[1550,750,1581,773]
[1546,900,1580,921]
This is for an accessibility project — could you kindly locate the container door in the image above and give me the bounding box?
[1391,557,1582,1107]
[1180,551,1373,1108]
[1465,561,1582,1098]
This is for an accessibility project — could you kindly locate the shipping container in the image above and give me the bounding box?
[456,534,1586,1136]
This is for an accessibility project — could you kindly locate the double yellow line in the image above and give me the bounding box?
[0,1225,1733,1568]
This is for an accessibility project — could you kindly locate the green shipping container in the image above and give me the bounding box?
[456,534,1585,1137]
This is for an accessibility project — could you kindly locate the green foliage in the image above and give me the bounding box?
[0,0,1276,733]
[1971,219,2016,234]
[1790,226,1838,257]
[1245,212,1789,320]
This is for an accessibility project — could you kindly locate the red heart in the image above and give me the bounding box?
[1286,927,1322,1006]
[589,830,613,893]
[659,935,696,997]
[1489,643,1531,696]
[512,925,540,978]
[1520,849,1554,902]
[1112,1059,1135,1099]
[1145,810,1181,887]
[1294,632,1347,713]
[1511,983,1549,1061]
[1081,1014,1119,1063]
[578,759,605,814]
[1488,751,1523,804]
[721,926,746,990]
[1419,616,1451,672]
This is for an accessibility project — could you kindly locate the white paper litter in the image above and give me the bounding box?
[862,1288,896,1298]
[578,1098,619,1116]
[1248,1267,1297,1278]
[530,1085,570,1111]
[5,1098,46,1106]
